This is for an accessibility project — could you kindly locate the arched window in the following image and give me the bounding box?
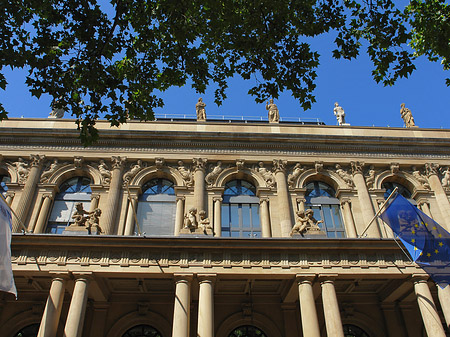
[136,178,176,236]
[221,180,261,238]
[343,324,370,337]
[0,174,10,196]
[305,181,345,238]
[121,324,162,337]
[46,177,92,234]
[382,181,412,200]
[228,325,267,337]
[13,323,39,337]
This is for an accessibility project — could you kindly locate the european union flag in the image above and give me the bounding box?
[379,193,450,287]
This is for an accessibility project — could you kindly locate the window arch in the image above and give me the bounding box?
[305,181,345,238]
[136,178,176,236]
[343,324,370,337]
[228,325,267,337]
[221,180,260,238]
[121,324,162,337]
[13,323,39,337]
[46,176,92,234]
[382,181,412,200]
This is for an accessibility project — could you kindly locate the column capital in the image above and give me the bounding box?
[351,161,364,175]
[42,193,54,199]
[411,274,430,284]
[193,157,207,172]
[296,274,316,284]
[318,274,338,283]
[340,198,351,206]
[259,197,269,204]
[425,163,440,177]
[49,271,70,280]
[30,154,46,167]
[273,159,287,173]
[111,156,127,170]
[91,193,101,201]
[71,271,93,281]
[176,196,186,202]
[174,273,194,283]
[213,197,223,202]
[197,273,217,284]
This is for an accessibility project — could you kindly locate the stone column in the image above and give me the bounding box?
[38,274,67,337]
[34,193,54,234]
[412,276,446,337]
[5,192,14,206]
[193,158,207,212]
[197,275,215,337]
[88,194,100,212]
[320,276,344,337]
[351,161,380,237]
[213,197,222,237]
[296,197,306,212]
[64,275,90,337]
[174,197,185,236]
[273,160,293,237]
[340,199,357,238]
[124,196,138,236]
[172,274,192,337]
[102,156,126,235]
[297,275,321,337]
[426,163,450,231]
[259,198,271,237]
[438,284,450,331]
[12,155,45,232]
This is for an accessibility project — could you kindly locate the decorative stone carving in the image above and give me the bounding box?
[333,102,347,125]
[111,156,126,169]
[400,103,417,128]
[123,160,145,185]
[350,161,364,175]
[425,162,439,176]
[180,208,213,235]
[288,163,305,187]
[196,98,206,121]
[183,207,198,230]
[71,202,89,227]
[198,210,212,231]
[30,154,45,167]
[177,161,193,187]
[411,166,430,190]
[205,161,223,186]
[335,164,354,187]
[13,158,29,184]
[441,167,450,191]
[390,162,400,174]
[193,157,207,171]
[315,161,323,173]
[40,159,65,183]
[69,202,102,234]
[155,157,165,169]
[266,98,280,123]
[255,162,275,187]
[74,156,84,169]
[86,208,102,234]
[290,209,324,237]
[98,160,112,185]
[236,159,245,171]
[365,165,376,189]
[273,159,287,172]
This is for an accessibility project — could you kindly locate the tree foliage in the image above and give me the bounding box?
[1,0,449,145]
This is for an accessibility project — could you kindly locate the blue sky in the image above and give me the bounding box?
[0,34,448,129]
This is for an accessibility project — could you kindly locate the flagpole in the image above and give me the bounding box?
[0,194,30,233]
[358,186,398,238]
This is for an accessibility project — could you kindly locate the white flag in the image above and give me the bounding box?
[0,196,17,297]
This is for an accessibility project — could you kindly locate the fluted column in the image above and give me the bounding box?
[259,198,271,237]
[297,275,320,337]
[413,276,446,337]
[13,155,45,232]
[340,199,357,238]
[351,161,379,237]
[124,196,138,236]
[172,274,192,337]
[88,194,100,212]
[38,274,67,337]
[34,193,54,233]
[273,160,293,237]
[213,197,222,237]
[197,274,215,337]
[193,158,207,212]
[320,276,344,337]
[64,275,90,337]
[102,156,126,234]
[426,163,450,230]
[174,197,185,236]
[438,284,450,331]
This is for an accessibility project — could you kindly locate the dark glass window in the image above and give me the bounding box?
[121,324,162,337]
[228,325,267,337]
[0,174,10,195]
[305,181,345,238]
[136,179,176,236]
[343,324,370,337]
[47,177,92,234]
[222,180,260,238]
[13,323,39,337]
[382,182,412,199]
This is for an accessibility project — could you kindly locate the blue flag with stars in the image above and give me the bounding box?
[379,193,450,287]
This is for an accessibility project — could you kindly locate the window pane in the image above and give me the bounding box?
[137,201,175,235]
[331,205,344,229]
[230,204,239,227]
[231,231,240,238]
[242,204,251,227]
[250,205,260,228]
[323,205,334,229]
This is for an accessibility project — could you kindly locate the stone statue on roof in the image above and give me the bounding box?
[400,103,417,128]
[196,98,206,121]
[266,98,280,123]
[333,102,347,125]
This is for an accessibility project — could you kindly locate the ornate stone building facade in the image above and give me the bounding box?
[1,117,450,337]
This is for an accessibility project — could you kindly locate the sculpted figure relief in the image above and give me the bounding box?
[184,207,198,230]
[86,208,103,234]
[177,161,193,186]
[365,165,376,189]
[441,167,450,190]
[205,161,223,186]
[13,158,29,183]
[390,162,400,174]
[335,164,354,187]
[411,166,430,190]
[288,163,305,187]
[255,162,275,187]
[236,159,245,171]
[290,209,324,236]
[71,202,102,234]
[98,160,111,185]
[333,102,346,125]
[196,98,206,121]
[400,103,417,128]
[198,210,212,231]
[71,202,89,227]
[40,159,64,183]
[123,160,145,185]
[266,98,280,123]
